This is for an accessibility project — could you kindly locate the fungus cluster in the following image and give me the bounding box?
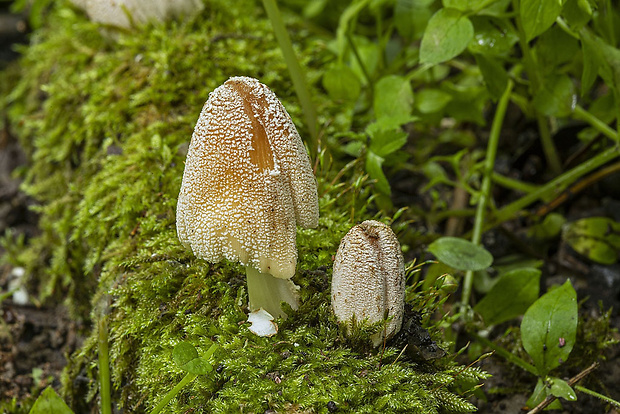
[331,220,406,346]
[176,76,318,320]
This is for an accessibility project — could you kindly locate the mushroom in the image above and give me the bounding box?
[71,0,204,29]
[331,220,405,346]
[176,76,319,319]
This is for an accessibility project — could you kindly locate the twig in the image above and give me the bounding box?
[527,362,599,414]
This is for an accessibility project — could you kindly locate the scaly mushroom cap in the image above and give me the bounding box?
[71,0,204,29]
[176,76,319,279]
[331,220,405,345]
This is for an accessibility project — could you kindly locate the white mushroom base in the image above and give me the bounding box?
[246,266,299,319]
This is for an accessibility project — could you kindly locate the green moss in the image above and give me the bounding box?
[2,1,488,412]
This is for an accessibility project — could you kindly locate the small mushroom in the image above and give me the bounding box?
[176,76,318,320]
[71,0,204,29]
[331,220,405,346]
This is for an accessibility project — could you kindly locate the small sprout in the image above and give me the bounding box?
[151,342,219,414]
[29,387,74,414]
[176,76,319,322]
[331,220,405,347]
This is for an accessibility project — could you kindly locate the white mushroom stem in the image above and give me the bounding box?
[246,266,299,319]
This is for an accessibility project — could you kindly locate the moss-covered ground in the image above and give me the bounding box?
[1,1,488,412]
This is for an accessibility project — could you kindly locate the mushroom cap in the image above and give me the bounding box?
[331,220,405,345]
[71,0,204,29]
[176,76,319,279]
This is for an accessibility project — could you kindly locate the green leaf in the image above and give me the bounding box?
[527,378,547,408]
[373,75,414,121]
[469,16,519,56]
[521,280,577,376]
[474,53,509,99]
[528,213,566,240]
[474,268,541,325]
[428,237,493,271]
[443,0,489,11]
[562,217,620,264]
[322,64,362,103]
[420,8,474,65]
[366,150,391,195]
[172,342,213,375]
[416,89,453,113]
[549,377,578,401]
[532,74,575,117]
[520,0,564,41]
[534,26,579,75]
[29,387,74,414]
[367,125,409,157]
[562,0,592,29]
[580,28,602,94]
[394,0,435,40]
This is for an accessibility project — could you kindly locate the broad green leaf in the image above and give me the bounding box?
[367,125,408,157]
[420,8,474,65]
[534,26,579,74]
[366,150,391,195]
[580,28,603,95]
[549,377,577,401]
[562,217,620,265]
[29,387,74,414]
[173,341,213,375]
[394,0,435,40]
[443,0,490,11]
[562,0,592,29]
[416,89,452,113]
[529,213,566,241]
[373,75,414,120]
[474,268,541,326]
[532,74,575,117]
[469,16,519,56]
[521,280,577,376]
[428,237,493,271]
[443,83,488,124]
[474,53,509,99]
[527,378,547,408]
[520,0,564,41]
[322,64,361,103]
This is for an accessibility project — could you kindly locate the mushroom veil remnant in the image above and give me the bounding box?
[331,220,405,346]
[176,76,319,320]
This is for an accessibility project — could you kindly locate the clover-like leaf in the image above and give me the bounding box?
[29,387,74,414]
[420,8,474,65]
[172,341,214,375]
[428,237,493,271]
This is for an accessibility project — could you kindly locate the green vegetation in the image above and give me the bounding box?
[2,0,620,412]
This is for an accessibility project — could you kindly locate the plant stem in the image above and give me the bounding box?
[537,115,562,175]
[486,146,620,231]
[261,0,318,153]
[573,105,619,143]
[574,385,620,408]
[150,372,198,414]
[469,332,538,376]
[246,266,299,319]
[461,80,513,312]
[491,172,540,193]
[98,316,112,414]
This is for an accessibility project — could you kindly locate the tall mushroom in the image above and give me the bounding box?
[331,220,405,346]
[176,76,318,319]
